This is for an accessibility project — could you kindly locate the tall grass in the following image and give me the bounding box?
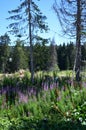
[0,70,86,129]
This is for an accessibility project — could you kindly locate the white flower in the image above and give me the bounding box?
[66,112,69,116]
[73,109,77,112]
[79,117,82,122]
[82,121,86,125]
[74,112,79,116]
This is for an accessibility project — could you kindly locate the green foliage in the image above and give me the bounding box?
[71,101,86,125]
[33,42,50,71]
[0,117,12,130]
[0,33,10,72]
[0,73,86,129]
[11,40,28,72]
[7,0,48,36]
[2,75,18,87]
[0,39,86,72]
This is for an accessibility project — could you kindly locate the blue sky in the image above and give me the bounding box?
[0,0,73,45]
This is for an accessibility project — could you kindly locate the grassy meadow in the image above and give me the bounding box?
[0,70,86,130]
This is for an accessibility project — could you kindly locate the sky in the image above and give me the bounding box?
[0,0,74,45]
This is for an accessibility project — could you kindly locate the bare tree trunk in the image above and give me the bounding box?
[75,0,81,81]
[28,0,34,83]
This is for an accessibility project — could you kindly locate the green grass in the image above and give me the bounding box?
[0,70,86,129]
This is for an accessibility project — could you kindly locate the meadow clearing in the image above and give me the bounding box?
[0,70,86,130]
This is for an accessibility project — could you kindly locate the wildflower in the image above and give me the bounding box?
[79,117,82,122]
[30,88,34,94]
[82,121,86,125]
[66,118,71,121]
[50,84,54,90]
[74,112,79,116]
[43,84,48,91]
[18,92,28,103]
[66,112,69,116]
[57,95,61,101]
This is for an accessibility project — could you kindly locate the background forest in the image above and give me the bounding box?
[0,33,86,73]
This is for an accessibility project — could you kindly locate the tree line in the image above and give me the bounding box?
[0,0,86,82]
[0,33,86,73]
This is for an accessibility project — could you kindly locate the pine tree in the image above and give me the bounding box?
[7,0,48,83]
[33,38,50,71]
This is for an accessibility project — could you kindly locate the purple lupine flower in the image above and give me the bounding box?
[1,89,6,95]
[30,88,34,94]
[50,84,54,90]
[18,91,28,103]
[42,82,44,87]
[53,82,58,88]
[22,95,28,103]
[43,83,48,91]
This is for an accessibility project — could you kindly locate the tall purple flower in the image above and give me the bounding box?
[43,83,48,91]
[50,84,54,90]
[18,91,28,103]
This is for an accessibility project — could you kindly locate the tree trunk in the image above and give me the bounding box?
[75,0,81,81]
[28,0,34,83]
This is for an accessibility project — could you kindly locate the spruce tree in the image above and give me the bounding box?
[49,37,59,71]
[7,0,48,83]
[33,38,50,71]
[11,39,28,72]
